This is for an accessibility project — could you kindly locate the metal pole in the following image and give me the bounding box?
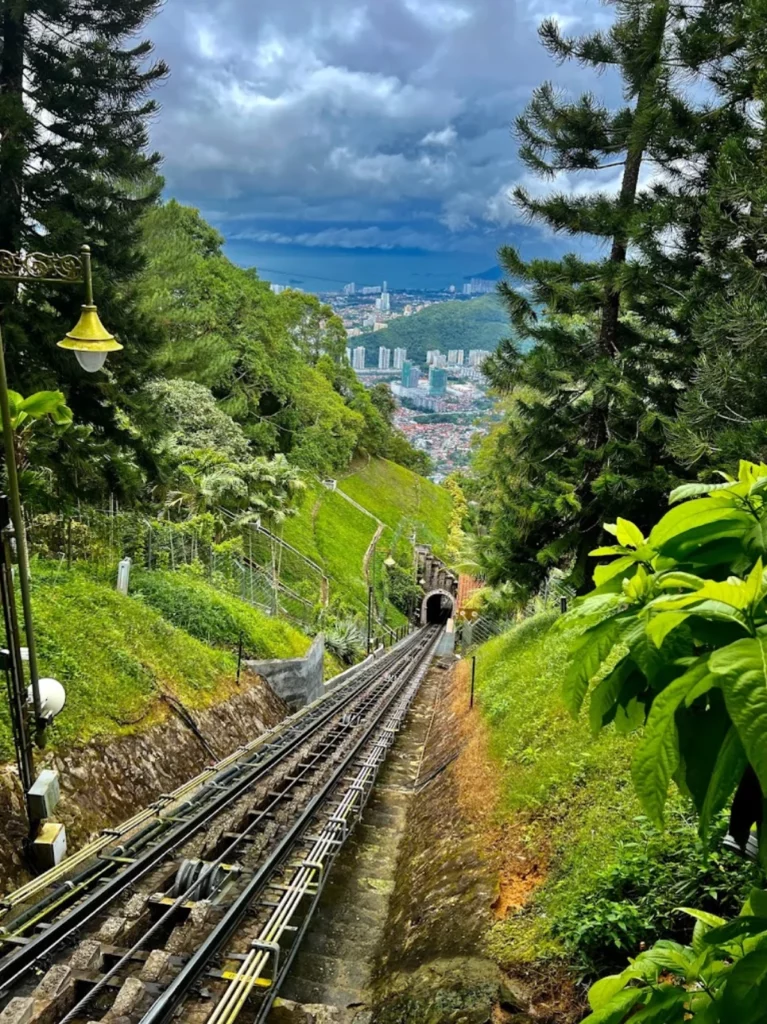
[0,495,36,833]
[0,323,42,726]
[367,585,373,654]
[236,631,244,686]
[470,655,476,709]
[560,596,568,614]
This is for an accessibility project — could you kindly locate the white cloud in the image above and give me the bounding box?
[421,125,458,146]
[403,0,473,30]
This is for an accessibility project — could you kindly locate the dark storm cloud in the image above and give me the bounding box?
[146,0,617,256]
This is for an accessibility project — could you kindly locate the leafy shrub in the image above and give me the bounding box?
[323,619,366,665]
[132,568,310,660]
[582,889,767,1023]
[554,813,759,973]
[564,460,767,865]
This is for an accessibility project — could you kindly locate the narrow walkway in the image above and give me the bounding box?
[270,664,445,1023]
[362,522,385,584]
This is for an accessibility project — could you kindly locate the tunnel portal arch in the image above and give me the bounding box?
[421,589,455,626]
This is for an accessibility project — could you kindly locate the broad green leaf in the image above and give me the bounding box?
[588,971,641,1011]
[19,390,68,417]
[710,637,767,794]
[699,726,748,842]
[655,571,705,591]
[589,659,635,735]
[745,517,767,557]
[631,664,710,824]
[646,611,688,648]
[581,988,643,1024]
[650,501,753,560]
[746,888,767,917]
[563,616,630,715]
[703,917,767,946]
[719,944,767,1024]
[684,672,717,706]
[615,517,644,548]
[594,555,635,588]
[590,545,628,556]
[677,908,726,929]
[615,696,646,734]
[669,482,727,504]
[628,986,687,1022]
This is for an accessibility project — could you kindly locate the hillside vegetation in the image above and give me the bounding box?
[1,568,235,762]
[473,613,757,979]
[360,295,509,365]
[280,457,453,623]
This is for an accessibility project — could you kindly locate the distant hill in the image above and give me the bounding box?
[360,294,510,366]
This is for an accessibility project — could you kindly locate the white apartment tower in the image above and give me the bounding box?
[352,346,366,371]
[378,346,391,370]
[393,347,407,369]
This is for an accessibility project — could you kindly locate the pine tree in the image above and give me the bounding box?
[477,0,748,593]
[665,0,767,469]
[0,0,168,501]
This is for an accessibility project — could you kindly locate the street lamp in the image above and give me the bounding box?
[0,244,120,730]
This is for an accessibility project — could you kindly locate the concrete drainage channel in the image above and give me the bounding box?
[0,627,441,1024]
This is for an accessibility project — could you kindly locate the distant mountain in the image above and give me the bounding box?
[360,294,511,365]
[464,265,503,281]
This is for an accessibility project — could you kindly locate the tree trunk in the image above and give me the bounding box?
[0,0,27,254]
[598,1,669,356]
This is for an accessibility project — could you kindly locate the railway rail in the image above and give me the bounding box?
[0,624,442,1024]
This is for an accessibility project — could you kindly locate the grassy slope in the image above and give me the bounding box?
[474,612,755,975]
[0,566,314,763]
[281,458,452,619]
[338,457,453,559]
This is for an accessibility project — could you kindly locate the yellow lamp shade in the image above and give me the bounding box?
[57,305,123,354]
[58,305,122,372]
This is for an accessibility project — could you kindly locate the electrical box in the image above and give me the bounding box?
[33,822,67,870]
[28,769,61,819]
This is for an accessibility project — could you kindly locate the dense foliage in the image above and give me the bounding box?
[564,459,767,1019]
[467,0,766,598]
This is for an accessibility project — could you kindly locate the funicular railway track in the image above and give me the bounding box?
[0,626,441,1024]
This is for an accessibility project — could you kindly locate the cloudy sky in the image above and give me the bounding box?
[146,0,618,290]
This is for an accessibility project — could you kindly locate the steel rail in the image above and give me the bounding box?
[226,630,439,1024]
[134,628,440,1024]
[0,631,425,995]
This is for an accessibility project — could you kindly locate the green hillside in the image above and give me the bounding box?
[473,613,756,979]
[279,458,453,622]
[338,457,453,559]
[360,295,509,365]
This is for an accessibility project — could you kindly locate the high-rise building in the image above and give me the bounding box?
[447,350,458,365]
[269,283,286,295]
[382,280,388,294]
[378,347,391,370]
[426,350,439,366]
[468,349,491,367]
[346,347,352,364]
[380,291,391,313]
[393,347,407,370]
[352,346,366,371]
[375,297,382,310]
[433,352,448,368]
[343,282,356,296]
[462,283,472,295]
[401,361,420,388]
[429,367,448,396]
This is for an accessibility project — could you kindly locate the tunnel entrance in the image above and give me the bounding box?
[422,590,455,625]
